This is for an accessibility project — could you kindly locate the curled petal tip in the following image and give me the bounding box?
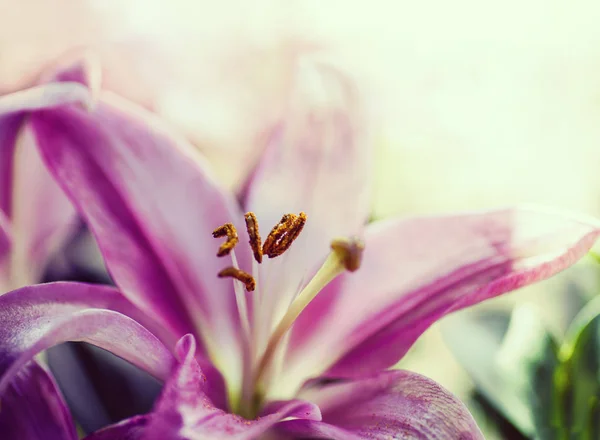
[174,334,197,361]
[38,49,103,111]
[0,83,94,116]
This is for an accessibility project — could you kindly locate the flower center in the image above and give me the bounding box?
[212,212,364,418]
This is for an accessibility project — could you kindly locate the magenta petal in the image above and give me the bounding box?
[279,370,483,440]
[0,109,78,287]
[0,361,77,440]
[0,113,23,215]
[0,210,11,291]
[145,335,321,440]
[282,208,600,391]
[38,51,102,101]
[275,420,361,439]
[10,125,78,286]
[0,58,98,286]
[85,416,150,440]
[0,282,174,394]
[32,95,247,383]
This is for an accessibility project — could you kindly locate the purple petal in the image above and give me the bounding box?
[0,82,94,115]
[85,416,150,440]
[32,94,248,389]
[0,56,99,286]
[0,361,77,440]
[278,370,483,440]
[0,210,11,292]
[244,58,371,337]
[37,50,102,102]
[10,125,78,286]
[0,113,22,215]
[280,207,600,394]
[0,282,174,395]
[145,335,321,440]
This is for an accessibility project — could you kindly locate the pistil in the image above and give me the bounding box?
[253,237,364,391]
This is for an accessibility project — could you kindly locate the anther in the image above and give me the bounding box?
[218,267,256,292]
[244,212,263,263]
[262,214,296,256]
[262,212,307,258]
[212,223,239,257]
[330,237,365,272]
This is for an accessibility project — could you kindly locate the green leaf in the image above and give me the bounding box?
[561,296,600,439]
[446,304,562,438]
[496,304,563,439]
[443,309,536,436]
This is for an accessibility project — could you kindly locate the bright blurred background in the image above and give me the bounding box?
[4,1,600,437]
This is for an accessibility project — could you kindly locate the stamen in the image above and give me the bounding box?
[218,267,256,292]
[254,236,364,386]
[262,212,307,258]
[212,223,239,257]
[262,214,296,256]
[244,212,263,263]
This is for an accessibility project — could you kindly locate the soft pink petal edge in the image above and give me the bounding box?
[277,369,483,440]
[282,207,600,393]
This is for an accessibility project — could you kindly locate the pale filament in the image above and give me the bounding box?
[229,249,252,346]
[213,212,364,415]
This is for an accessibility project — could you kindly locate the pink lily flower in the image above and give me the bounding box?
[0,53,599,439]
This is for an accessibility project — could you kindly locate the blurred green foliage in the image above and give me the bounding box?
[448,294,600,439]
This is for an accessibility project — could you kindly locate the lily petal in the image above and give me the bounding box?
[280,207,600,396]
[0,55,99,286]
[37,50,102,103]
[10,125,78,286]
[32,93,248,389]
[4,54,101,286]
[85,416,150,440]
[0,82,94,115]
[0,113,22,215]
[244,58,371,333]
[0,282,174,394]
[0,210,11,292]
[0,361,77,440]
[278,370,483,440]
[245,58,370,242]
[145,334,321,440]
